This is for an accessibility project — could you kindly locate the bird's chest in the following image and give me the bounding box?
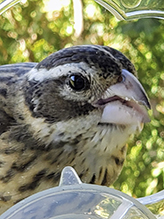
[69,125,129,184]
[0,123,136,215]
[0,137,74,214]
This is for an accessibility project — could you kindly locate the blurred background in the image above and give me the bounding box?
[0,0,164,200]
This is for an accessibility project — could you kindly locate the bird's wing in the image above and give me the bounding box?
[0,62,37,76]
[0,62,37,135]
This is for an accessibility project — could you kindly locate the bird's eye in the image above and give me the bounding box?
[69,74,88,91]
[117,75,125,83]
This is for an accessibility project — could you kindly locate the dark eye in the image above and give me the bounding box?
[117,75,125,83]
[69,74,88,91]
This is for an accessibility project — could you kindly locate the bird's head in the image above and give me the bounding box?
[24,45,150,147]
[10,44,151,186]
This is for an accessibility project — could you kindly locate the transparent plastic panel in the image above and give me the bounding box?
[0,0,21,14]
[94,0,164,20]
[138,190,164,218]
[1,0,164,20]
[0,167,156,219]
[124,206,153,219]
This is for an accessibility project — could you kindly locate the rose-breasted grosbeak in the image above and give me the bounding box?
[0,45,150,214]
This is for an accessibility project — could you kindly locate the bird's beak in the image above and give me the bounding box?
[97,69,151,126]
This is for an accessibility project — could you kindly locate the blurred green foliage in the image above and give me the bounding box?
[0,0,163,198]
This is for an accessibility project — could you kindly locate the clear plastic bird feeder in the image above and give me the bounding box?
[0,166,158,219]
[1,0,164,20]
[94,0,164,20]
[0,0,20,14]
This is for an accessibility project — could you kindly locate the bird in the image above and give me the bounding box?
[0,45,150,214]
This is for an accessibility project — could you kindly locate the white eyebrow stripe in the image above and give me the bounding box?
[27,62,90,82]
